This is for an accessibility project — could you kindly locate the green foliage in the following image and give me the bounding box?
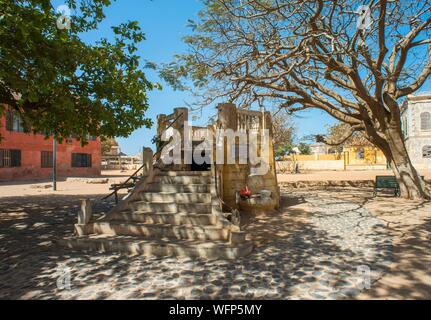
[275,143,293,158]
[0,0,156,143]
[297,143,311,155]
[275,142,312,157]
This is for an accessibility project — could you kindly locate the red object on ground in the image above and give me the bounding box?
[240,186,252,198]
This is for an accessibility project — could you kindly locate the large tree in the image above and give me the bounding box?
[162,0,431,199]
[0,0,155,142]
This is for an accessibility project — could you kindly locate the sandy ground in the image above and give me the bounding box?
[2,169,429,197]
[277,169,431,182]
[1,170,431,299]
[0,170,136,198]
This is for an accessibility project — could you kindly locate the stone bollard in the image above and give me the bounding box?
[78,199,92,225]
[142,147,153,176]
[230,231,247,245]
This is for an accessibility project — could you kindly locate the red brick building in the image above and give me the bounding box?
[0,112,101,181]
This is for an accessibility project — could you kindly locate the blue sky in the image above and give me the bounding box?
[59,0,341,155]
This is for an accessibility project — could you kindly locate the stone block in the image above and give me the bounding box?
[230,231,247,245]
[78,199,92,225]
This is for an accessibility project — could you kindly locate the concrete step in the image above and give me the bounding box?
[129,201,212,214]
[146,183,210,193]
[139,192,211,203]
[155,175,212,185]
[157,171,212,177]
[57,235,253,260]
[109,212,217,225]
[93,222,230,241]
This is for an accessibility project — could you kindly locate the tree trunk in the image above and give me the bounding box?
[381,127,430,200]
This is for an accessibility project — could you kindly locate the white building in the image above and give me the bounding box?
[401,93,431,169]
[309,143,331,155]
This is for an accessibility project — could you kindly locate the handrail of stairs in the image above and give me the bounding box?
[101,163,147,203]
[101,112,184,204]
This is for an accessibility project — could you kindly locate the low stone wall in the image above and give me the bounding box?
[346,165,388,171]
[102,164,140,171]
[277,160,345,172]
[276,161,390,173]
[280,179,431,191]
[280,180,374,189]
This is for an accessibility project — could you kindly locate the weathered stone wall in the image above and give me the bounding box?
[216,104,279,211]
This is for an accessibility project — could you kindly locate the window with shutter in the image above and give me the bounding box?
[71,153,92,167]
[6,111,14,131]
[421,112,431,130]
[41,151,53,168]
[10,150,21,167]
[0,149,5,167]
[5,111,26,132]
[0,149,21,167]
[356,148,365,160]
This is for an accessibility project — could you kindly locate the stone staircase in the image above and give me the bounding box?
[58,169,253,260]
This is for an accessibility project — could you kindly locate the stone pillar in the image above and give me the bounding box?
[169,108,188,169]
[173,107,188,130]
[216,103,239,210]
[217,103,237,130]
[142,147,153,176]
[78,199,92,225]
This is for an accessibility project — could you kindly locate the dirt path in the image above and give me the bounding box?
[0,170,135,197]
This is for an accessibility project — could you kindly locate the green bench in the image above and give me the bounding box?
[374,175,425,197]
[374,176,400,197]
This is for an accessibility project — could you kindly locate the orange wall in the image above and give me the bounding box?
[0,116,101,181]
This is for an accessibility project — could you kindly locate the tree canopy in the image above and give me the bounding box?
[272,110,295,152]
[162,0,431,199]
[0,0,155,142]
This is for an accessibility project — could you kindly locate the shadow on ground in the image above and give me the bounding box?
[0,192,390,300]
[360,215,431,299]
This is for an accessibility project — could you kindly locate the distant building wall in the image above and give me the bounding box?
[402,94,431,169]
[277,147,387,172]
[309,143,330,155]
[0,115,101,181]
[283,154,342,161]
[343,147,387,165]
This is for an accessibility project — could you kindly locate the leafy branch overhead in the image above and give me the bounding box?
[0,0,158,142]
[161,0,431,200]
